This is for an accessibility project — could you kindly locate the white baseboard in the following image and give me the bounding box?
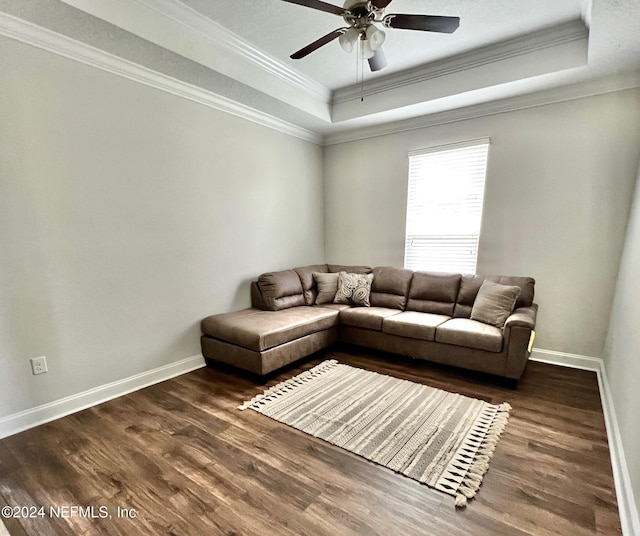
[530,347,639,536]
[529,347,603,371]
[596,363,640,536]
[0,354,205,440]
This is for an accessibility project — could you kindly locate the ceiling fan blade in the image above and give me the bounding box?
[371,0,394,8]
[368,48,387,71]
[384,14,460,33]
[290,29,346,59]
[281,0,346,16]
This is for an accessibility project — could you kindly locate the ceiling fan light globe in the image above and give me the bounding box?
[339,27,359,53]
[338,33,353,53]
[366,25,386,50]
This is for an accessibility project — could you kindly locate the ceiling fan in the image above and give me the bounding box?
[283,0,460,72]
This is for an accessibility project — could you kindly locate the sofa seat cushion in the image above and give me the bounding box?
[382,311,451,341]
[339,307,401,331]
[317,303,351,311]
[435,318,503,352]
[201,307,339,352]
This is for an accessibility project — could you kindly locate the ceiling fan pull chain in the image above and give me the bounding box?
[358,37,364,102]
[355,37,360,93]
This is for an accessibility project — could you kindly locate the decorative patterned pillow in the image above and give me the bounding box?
[334,272,374,307]
[470,280,521,327]
[313,272,340,305]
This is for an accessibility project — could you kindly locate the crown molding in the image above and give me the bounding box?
[323,70,640,145]
[135,0,331,103]
[0,12,322,144]
[333,19,589,105]
[4,7,637,149]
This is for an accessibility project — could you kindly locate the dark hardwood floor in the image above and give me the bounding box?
[0,346,621,535]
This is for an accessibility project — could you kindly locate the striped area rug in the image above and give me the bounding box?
[240,360,511,507]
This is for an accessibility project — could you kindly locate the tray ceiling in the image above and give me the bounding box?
[1,0,640,142]
[180,0,584,90]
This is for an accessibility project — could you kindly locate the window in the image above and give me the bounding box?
[404,139,490,273]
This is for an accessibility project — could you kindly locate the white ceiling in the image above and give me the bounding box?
[2,0,640,142]
[180,0,586,90]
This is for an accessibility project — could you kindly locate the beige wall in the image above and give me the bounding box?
[605,160,640,520]
[324,89,640,357]
[0,37,324,418]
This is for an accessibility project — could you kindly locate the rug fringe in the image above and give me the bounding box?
[454,402,511,508]
[238,359,339,410]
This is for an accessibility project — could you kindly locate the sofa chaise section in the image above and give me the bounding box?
[201,266,355,375]
[201,306,340,375]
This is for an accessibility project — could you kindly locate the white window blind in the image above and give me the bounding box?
[404,139,490,274]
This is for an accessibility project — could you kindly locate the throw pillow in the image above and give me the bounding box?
[471,280,521,327]
[334,272,374,307]
[313,272,340,305]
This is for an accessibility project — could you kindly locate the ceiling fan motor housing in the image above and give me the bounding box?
[342,0,380,31]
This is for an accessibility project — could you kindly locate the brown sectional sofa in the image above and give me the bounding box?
[200,264,537,381]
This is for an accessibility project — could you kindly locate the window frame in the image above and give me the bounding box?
[404,138,490,274]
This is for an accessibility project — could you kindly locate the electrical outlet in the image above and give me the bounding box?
[30,356,48,375]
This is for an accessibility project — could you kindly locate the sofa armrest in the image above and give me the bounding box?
[251,281,268,310]
[503,304,538,380]
[504,304,538,331]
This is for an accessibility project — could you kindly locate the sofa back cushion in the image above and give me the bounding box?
[257,270,306,311]
[369,266,414,310]
[406,271,461,316]
[488,276,535,308]
[454,274,535,318]
[327,264,372,274]
[294,264,329,305]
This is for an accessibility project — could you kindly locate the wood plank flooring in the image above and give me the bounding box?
[0,346,621,535]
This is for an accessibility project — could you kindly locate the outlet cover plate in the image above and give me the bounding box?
[30,356,48,375]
